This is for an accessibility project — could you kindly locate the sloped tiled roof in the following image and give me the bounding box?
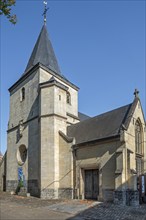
[24,25,61,75]
[68,103,133,145]
[78,112,90,121]
[9,25,79,92]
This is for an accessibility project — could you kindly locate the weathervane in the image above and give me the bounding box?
[43,1,49,24]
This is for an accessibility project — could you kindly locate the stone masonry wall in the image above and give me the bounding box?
[7,69,40,194]
[75,140,120,202]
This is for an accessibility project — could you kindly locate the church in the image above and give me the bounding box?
[0,15,146,206]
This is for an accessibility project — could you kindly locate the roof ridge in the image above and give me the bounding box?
[72,103,132,127]
[117,103,132,133]
[124,97,140,129]
[68,103,133,145]
[93,103,132,119]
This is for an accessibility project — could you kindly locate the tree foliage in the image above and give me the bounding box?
[0,0,17,24]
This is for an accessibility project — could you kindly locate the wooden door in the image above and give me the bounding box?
[85,170,92,199]
[85,169,99,199]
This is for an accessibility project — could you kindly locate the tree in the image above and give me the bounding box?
[0,0,17,24]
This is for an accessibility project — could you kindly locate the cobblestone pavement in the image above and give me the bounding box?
[68,202,146,220]
[0,192,146,220]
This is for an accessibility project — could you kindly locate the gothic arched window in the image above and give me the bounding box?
[135,120,142,154]
[135,119,143,175]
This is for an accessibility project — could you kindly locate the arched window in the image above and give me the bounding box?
[135,119,143,175]
[66,92,71,104]
[20,87,25,101]
[135,120,142,154]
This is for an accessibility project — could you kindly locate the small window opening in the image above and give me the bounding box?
[127,150,130,175]
[66,92,71,104]
[20,87,25,101]
[59,95,61,101]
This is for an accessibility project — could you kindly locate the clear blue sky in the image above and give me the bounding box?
[0,0,145,154]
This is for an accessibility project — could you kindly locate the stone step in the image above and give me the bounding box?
[18,192,27,197]
[17,187,28,197]
[19,187,27,192]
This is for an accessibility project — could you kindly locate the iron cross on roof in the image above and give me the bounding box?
[134,88,139,98]
[42,1,49,24]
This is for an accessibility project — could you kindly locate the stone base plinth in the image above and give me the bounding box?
[58,188,73,199]
[41,188,55,199]
[40,188,73,199]
[114,190,139,206]
[6,180,40,197]
[102,189,114,202]
[28,179,40,197]
[6,180,18,192]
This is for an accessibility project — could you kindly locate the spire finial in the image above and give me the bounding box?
[134,88,139,98]
[43,1,49,24]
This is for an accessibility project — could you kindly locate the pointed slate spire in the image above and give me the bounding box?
[25,25,61,75]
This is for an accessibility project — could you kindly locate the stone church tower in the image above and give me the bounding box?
[6,24,79,198]
[1,12,145,204]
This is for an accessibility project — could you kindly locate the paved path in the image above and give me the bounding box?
[1,192,146,220]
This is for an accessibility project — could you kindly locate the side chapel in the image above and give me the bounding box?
[0,13,146,205]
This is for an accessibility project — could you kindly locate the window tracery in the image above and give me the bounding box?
[135,119,143,176]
